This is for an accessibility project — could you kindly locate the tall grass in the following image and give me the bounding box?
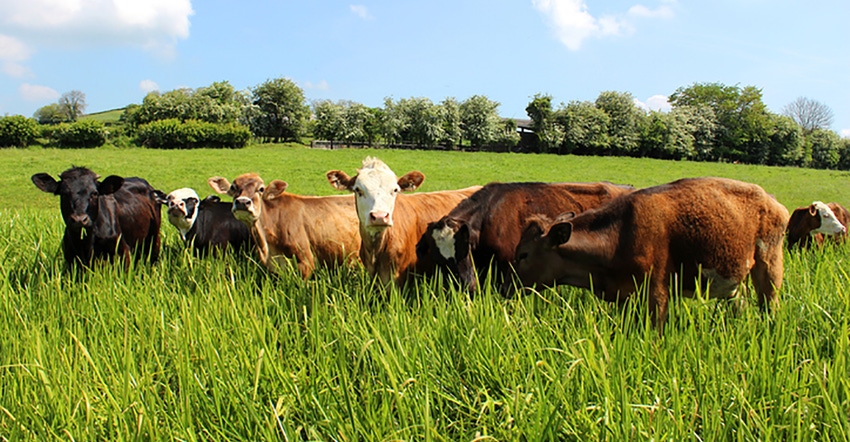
[1,207,849,440]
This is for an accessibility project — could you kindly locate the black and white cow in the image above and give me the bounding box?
[32,166,162,269]
[160,187,251,255]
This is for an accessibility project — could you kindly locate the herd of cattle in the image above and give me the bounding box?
[32,157,849,328]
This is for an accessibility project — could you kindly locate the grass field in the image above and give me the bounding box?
[2,144,850,440]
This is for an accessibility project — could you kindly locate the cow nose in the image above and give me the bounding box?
[233,197,252,211]
[70,213,90,227]
[369,211,391,226]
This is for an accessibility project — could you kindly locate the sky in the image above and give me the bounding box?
[1,0,848,137]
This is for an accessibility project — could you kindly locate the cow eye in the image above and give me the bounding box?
[229,184,236,193]
[354,187,364,197]
[258,186,265,194]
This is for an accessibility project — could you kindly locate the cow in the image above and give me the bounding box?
[513,177,789,331]
[415,181,635,292]
[786,201,848,249]
[160,187,252,255]
[207,173,360,278]
[326,156,481,286]
[31,166,162,269]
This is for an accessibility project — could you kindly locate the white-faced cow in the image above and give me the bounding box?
[415,181,635,292]
[208,173,360,278]
[786,201,848,249]
[513,177,789,330]
[32,167,162,269]
[160,187,252,255]
[326,157,481,286]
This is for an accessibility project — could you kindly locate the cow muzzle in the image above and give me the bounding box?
[69,213,92,228]
[368,211,392,227]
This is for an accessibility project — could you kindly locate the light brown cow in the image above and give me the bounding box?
[326,157,481,286]
[514,177,789,330]
[208,173,360,279]
[786,201,848,249]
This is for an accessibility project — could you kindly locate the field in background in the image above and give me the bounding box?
[2,145,849,440]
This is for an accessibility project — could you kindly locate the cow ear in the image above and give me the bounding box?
[204,195,221,204]
[98,175,124,195]
[547,222,573,247]
[398,171,425,192]
[32,173,59,194]
[809,203,818,216]
[207,176,231,195]
[153,190,168,204]
[326,170,355,191]
[455,223,471,260]
[264,180,288,201]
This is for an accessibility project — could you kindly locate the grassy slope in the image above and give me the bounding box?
[2,144,850,440]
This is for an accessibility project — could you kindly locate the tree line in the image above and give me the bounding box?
[1,78,848,169]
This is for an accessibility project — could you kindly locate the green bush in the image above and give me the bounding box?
[51,120,107,148]
[136,119,251,149]
[0,115,40,147]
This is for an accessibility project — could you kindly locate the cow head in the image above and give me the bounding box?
[810,201,846,235]
[209,174,289,226]
[514,213,576,288]
[326,157,424,235]
[32,167,124,231]
[162,187,200,240]
[416,216,476,285]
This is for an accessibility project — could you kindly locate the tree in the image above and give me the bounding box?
[594,91,644,156]
[312,100,345,146]
[440,97,462,149]
[58,90,87,122]
[459,95,501,149]
[808,128,842,169]
[764,114,804,166]
[525,93,561,153]
[33,103,66,125]
[249,78,310,143]
[555,100,609,155]
[782,97,834,133]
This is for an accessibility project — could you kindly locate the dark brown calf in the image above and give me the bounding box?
[786,201,848,249]
[514,177,789,330]
[415,181,635,291]
[32,167,162,269]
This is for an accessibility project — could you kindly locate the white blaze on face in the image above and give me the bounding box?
[354,158,401,231]
[432,224,457,261]
[165,187,199,239]
[812,201,846,235]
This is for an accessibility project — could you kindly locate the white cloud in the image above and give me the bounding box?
[0,34,31,61]
[0,0,193,57]
[841,128,850,139]
[532,0,674,50]
[634,94,672,112]
[302,80,330,91]
[2,62,31,78]
[139,79,159,93]
[628,4,674,19]
[19,83,59,102]
[350,5,373,20]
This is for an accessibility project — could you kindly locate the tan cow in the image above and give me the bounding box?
[208,173,360,278]
[514,177,789,330]
[326,157,481,286]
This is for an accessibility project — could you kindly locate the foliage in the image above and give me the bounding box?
[808,128,842,169]
[32,103,67,125]
[50,119,106,148]
[440,97,462,149]
[459,95,502,149]
[135,118,251,149]
[594,90,644,156]
[0,115,40,147]
[127,82,246,127]
[555,100,609,155]
[525,93,561,152]
[249,77,310,143]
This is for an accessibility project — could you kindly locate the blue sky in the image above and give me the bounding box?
[1,0,848,136]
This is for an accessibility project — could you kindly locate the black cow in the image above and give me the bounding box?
[160,187,251,254]
[32,167,162,269]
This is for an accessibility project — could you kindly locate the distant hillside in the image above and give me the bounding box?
[81,108,124,124]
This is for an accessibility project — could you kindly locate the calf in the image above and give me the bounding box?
[161,187,252,254]
[513,177,789,330]
[32,167,162,269]
[415,181,635,291]
[786,201,848,249]
[208,173,360,278]
[327,157,481,286]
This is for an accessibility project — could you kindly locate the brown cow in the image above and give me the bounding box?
[208,173,360,278]
[786,201,848,249]
[415,181,635,292]
[513,177,789,330]
[326,157,481,286]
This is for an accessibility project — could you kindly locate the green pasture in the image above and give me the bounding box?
[2,144,850,440]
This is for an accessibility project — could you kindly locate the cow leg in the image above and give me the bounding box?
[751,245,784,311]
[296,254,315,280]
[647,273,670,334]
